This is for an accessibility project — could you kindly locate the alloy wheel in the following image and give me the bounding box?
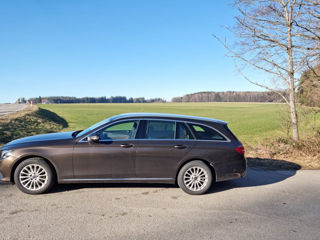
[183,166,209,191]
[19,164,48,191]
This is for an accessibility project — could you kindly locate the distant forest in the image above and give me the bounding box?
[22,96,166,104]
[17,91,288,104]
[171,91,287,103]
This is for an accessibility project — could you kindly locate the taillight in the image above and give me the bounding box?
[235,146,245,155]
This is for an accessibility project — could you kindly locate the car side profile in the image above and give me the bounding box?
[0,113,247,195]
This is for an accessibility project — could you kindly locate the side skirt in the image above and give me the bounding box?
[59,177,175,184]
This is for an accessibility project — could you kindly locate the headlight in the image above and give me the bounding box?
[0,150,13,161]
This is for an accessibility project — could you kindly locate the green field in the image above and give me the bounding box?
[39,102,292,145]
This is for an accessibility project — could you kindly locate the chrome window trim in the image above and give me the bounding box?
[79,118,230,143]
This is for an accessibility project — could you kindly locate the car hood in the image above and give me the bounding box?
[2,131,74,149]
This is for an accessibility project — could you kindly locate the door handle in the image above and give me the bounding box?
[174,145,187,149]
[120,143,134,148]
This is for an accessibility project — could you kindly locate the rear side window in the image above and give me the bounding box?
[188,123,226,141]
[176,122,193,139]
[145,120,175,139]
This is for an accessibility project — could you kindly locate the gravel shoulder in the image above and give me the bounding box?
[0,168,319,240]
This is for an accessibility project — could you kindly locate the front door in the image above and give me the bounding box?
[73,120,139,179]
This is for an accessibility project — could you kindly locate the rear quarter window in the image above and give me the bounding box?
[223,125,239,141]
[188,123,226,141]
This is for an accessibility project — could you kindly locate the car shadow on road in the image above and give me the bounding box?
[50,158,301,194]
[208,158,301,194]
[50,182,176,193]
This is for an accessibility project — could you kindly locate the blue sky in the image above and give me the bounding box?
[0,0,263,103]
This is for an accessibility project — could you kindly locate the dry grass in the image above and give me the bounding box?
[246,135,320,170]
[0,106,68,146]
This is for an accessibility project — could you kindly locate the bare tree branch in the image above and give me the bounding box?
[235,63,290,105]
[214,0,320,141]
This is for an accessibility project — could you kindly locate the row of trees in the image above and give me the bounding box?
[25,96,166,104]
[172,91,287,103]
[20,91,291,105]
[298,64,320,107]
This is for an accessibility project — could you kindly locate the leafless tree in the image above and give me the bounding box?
[213,0,320,141]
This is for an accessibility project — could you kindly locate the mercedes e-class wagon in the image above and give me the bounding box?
[0,113,246,195]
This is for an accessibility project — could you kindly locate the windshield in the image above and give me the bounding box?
[76,117,113,138]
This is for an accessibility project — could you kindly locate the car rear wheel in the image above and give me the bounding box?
[177,160,213,195]
[14,158,55,194]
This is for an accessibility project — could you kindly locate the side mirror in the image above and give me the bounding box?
[88,135,100,143]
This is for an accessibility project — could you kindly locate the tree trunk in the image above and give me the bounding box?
[287,3,299,141]
[289,86,299,141]
[288,34,299,141]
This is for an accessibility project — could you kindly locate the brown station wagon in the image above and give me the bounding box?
[0,113,247,195]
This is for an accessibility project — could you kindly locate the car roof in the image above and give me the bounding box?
[110,112,227,125]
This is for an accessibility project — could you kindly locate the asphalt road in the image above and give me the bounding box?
[0,168,319,240]
[0,104,27,116]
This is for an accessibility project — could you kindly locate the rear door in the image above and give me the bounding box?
[134,120,195,179]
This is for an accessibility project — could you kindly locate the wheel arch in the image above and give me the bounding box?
[175,158,217,184]
[10,155,58,183]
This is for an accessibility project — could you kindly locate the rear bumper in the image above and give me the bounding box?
[241,157,247,177]
[214,156,247,182]
[240,164,247,178]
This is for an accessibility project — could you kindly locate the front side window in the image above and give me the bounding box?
[144,120,175,139]
[188,123,226,141]
[96,120,139,140]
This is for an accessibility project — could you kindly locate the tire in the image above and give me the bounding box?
[14,157,55,194]
[177,160,213,195]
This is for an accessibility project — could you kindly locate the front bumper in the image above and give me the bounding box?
[0,156,16,182]
[0,169,10,182]
[0,170,10,183]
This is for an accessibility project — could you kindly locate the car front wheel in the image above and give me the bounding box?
[178,160,213,195]
[14,158,55,194]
